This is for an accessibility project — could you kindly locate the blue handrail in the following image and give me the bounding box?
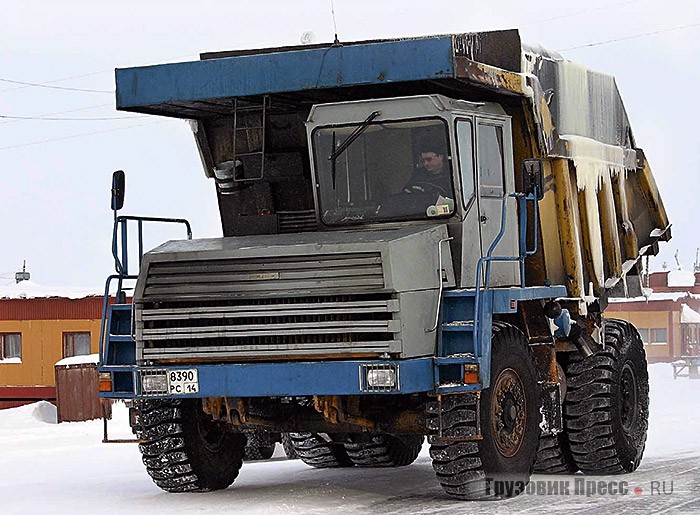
[100,215,192,365]
[472,188,540,353]
[112,215,192,276]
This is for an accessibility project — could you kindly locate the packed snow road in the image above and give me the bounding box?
[1,364,698,514]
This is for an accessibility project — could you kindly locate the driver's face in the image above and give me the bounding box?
[420,152,444,174]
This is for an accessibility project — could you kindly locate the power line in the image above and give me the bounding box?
[0,114,142,121]
[559,21,700,51]
[0,52,197,94]
[0,78,112,94]
[0,121,166,151]
[0,103,113,125]
[0,70,111,93]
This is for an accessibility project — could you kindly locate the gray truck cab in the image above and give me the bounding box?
[306,94,519,287]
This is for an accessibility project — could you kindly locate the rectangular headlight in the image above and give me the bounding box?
[140,371,168,395]
[366,369,397,388]
[360,364,400,392]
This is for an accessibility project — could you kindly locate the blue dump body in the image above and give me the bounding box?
[116,37,458,112]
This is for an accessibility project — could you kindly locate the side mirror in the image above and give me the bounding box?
[111,170,125,211]
[521,159,545,200]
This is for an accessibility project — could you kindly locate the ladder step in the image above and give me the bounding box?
[442,321,475,331]
[434,354,478,365]
[436,383,481,394]
[443,289,477,297]
[108,335,134,342]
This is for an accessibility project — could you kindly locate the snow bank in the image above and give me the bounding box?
[0,400,57,429]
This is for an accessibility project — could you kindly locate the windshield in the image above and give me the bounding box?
[313,118,455,226]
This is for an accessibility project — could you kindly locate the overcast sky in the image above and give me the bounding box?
[1,0,698,289]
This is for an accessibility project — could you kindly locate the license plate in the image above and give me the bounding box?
[167,369,199,395]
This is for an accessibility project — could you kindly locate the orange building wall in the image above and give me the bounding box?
[606,310,675,360]
[0,319,102,387]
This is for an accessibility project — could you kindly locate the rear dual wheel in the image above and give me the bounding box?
[533,318,649,476]
[343,435,423,467]
[243,431,277,461]
[564,319,649,474]
[288,432,354,468]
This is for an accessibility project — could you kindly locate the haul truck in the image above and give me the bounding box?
[98,29,669,500]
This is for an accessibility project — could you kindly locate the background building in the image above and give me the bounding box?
[0,280,102,408]
[607,270,700,362]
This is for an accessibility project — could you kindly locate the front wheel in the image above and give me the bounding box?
[131,399,245,492]
[429,323,541,500]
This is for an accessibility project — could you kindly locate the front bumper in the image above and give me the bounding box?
[98,356,480,400]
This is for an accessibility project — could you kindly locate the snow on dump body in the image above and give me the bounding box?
[521,42,668,300]
[522,42,633,147]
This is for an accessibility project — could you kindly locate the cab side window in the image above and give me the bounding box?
[477,124,505,197]
[456,120,475,206]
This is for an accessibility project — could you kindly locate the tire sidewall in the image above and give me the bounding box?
[478,326,541,493]
[607,322,649,471]
[180,399,245,490]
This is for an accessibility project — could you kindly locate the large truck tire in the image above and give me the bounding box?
[564,319,649,474]
[428,323,541,500]
[243,431,277,461]
[131,399,245,492]
[533,433,578,474]
[288,432,354,468]
[281,433,299,459]
[344,435,423,467]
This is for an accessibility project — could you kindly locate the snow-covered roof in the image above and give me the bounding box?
[680,304,700,324]
[55,353,99,367]
[609,292,700,303]
[0,280,99,300]
[668,270,697,288]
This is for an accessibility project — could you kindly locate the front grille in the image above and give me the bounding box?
[136,252,400,360]
[277,210,317,233]
[141,252,384,302]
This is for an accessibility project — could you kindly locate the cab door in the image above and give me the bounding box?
[475,119,519,287]
[456,118,481,288]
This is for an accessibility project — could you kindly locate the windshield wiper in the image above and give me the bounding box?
[328,110,381,163]
[328,110,380,190]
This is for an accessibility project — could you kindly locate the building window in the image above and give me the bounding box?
[63,332,91,358]
[637,328,667,345]
[0,333,22,360]
[650,328,667,345]
[637,328,649,344]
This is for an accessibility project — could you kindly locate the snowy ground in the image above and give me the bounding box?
[1,363,698,514]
